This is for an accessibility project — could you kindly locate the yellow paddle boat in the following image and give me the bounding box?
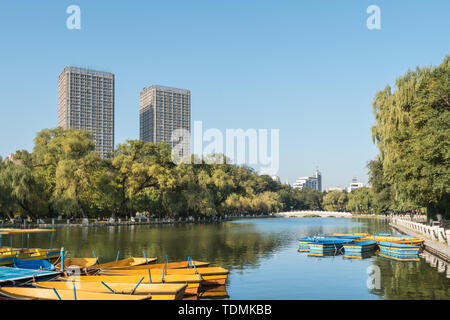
[113,259,210,270]
[0,286,152,300]
[60,274,203,295]
[55,258,98,274]
[0,229,60,266]
[99,266,229,286]
[88,257,157,270]
[364,235,424,246]
[33,281,187,300]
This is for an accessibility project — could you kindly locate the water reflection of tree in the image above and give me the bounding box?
[27,223,283,270]
[370,257,450,300]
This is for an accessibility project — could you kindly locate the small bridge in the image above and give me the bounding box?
[275,210,352,218]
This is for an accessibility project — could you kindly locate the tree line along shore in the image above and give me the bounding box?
[0,127,378,222]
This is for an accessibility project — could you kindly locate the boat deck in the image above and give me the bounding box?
[0,267,61,286]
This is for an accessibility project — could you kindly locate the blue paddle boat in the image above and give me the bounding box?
[343,240,377,254]
[308,238,354,254]
[13,258,56,271]
[377,241,421,256]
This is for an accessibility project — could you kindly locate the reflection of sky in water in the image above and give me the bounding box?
[228,218,380,299]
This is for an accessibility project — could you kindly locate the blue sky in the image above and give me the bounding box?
[0,0,449,189]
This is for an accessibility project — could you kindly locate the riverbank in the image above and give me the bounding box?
[0,214,276,229]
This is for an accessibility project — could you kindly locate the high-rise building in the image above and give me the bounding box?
[313,169,322,192]
[293,169,322,191]
[139,85,191,158]
[58,66,115,158]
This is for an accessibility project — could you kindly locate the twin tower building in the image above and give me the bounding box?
[57,66,191,159]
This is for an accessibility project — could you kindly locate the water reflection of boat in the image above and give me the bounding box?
[307,252,340,257]
[378,252,420,262]
[343,252,375,260]
[199,285,229,299]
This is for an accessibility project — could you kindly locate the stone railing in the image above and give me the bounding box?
[276,210,353,218]
[391,217,450,245]
[388,214,427,222]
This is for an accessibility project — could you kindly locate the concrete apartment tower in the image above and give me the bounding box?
[139,85,191,159]
[57,66,115,158]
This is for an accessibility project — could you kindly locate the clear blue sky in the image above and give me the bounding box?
[0,0,449,189]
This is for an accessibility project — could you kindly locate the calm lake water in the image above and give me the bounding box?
[17,217,450,300]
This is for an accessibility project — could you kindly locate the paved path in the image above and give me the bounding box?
[390,222,450,262]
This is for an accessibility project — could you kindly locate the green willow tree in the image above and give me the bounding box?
[370,56,450,218]
[347,187,373,213]
[323,190,348,212]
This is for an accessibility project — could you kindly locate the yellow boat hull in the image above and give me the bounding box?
[34,281,187,300]
[61,274,202,295]
[364,236,423,246]
[55,258,98,270]
[89,257,157,270]
[99,267,229,286]
[0,248,60,266]
[0,287,152,300]
[111,260,210,270]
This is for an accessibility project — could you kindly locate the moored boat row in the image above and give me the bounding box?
[297,232,424,260]
[0,228,229,300]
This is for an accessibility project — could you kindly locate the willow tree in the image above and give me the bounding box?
[370,56,450,218]
[109,140,176,218]
[0,162,48,219]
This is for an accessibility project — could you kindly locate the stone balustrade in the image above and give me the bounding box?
[276,210,353,218]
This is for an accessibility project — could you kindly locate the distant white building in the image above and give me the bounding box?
[293,169,322,191]
[326,186,342,192]
[347,176,364,192]
[271,175,281,183]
